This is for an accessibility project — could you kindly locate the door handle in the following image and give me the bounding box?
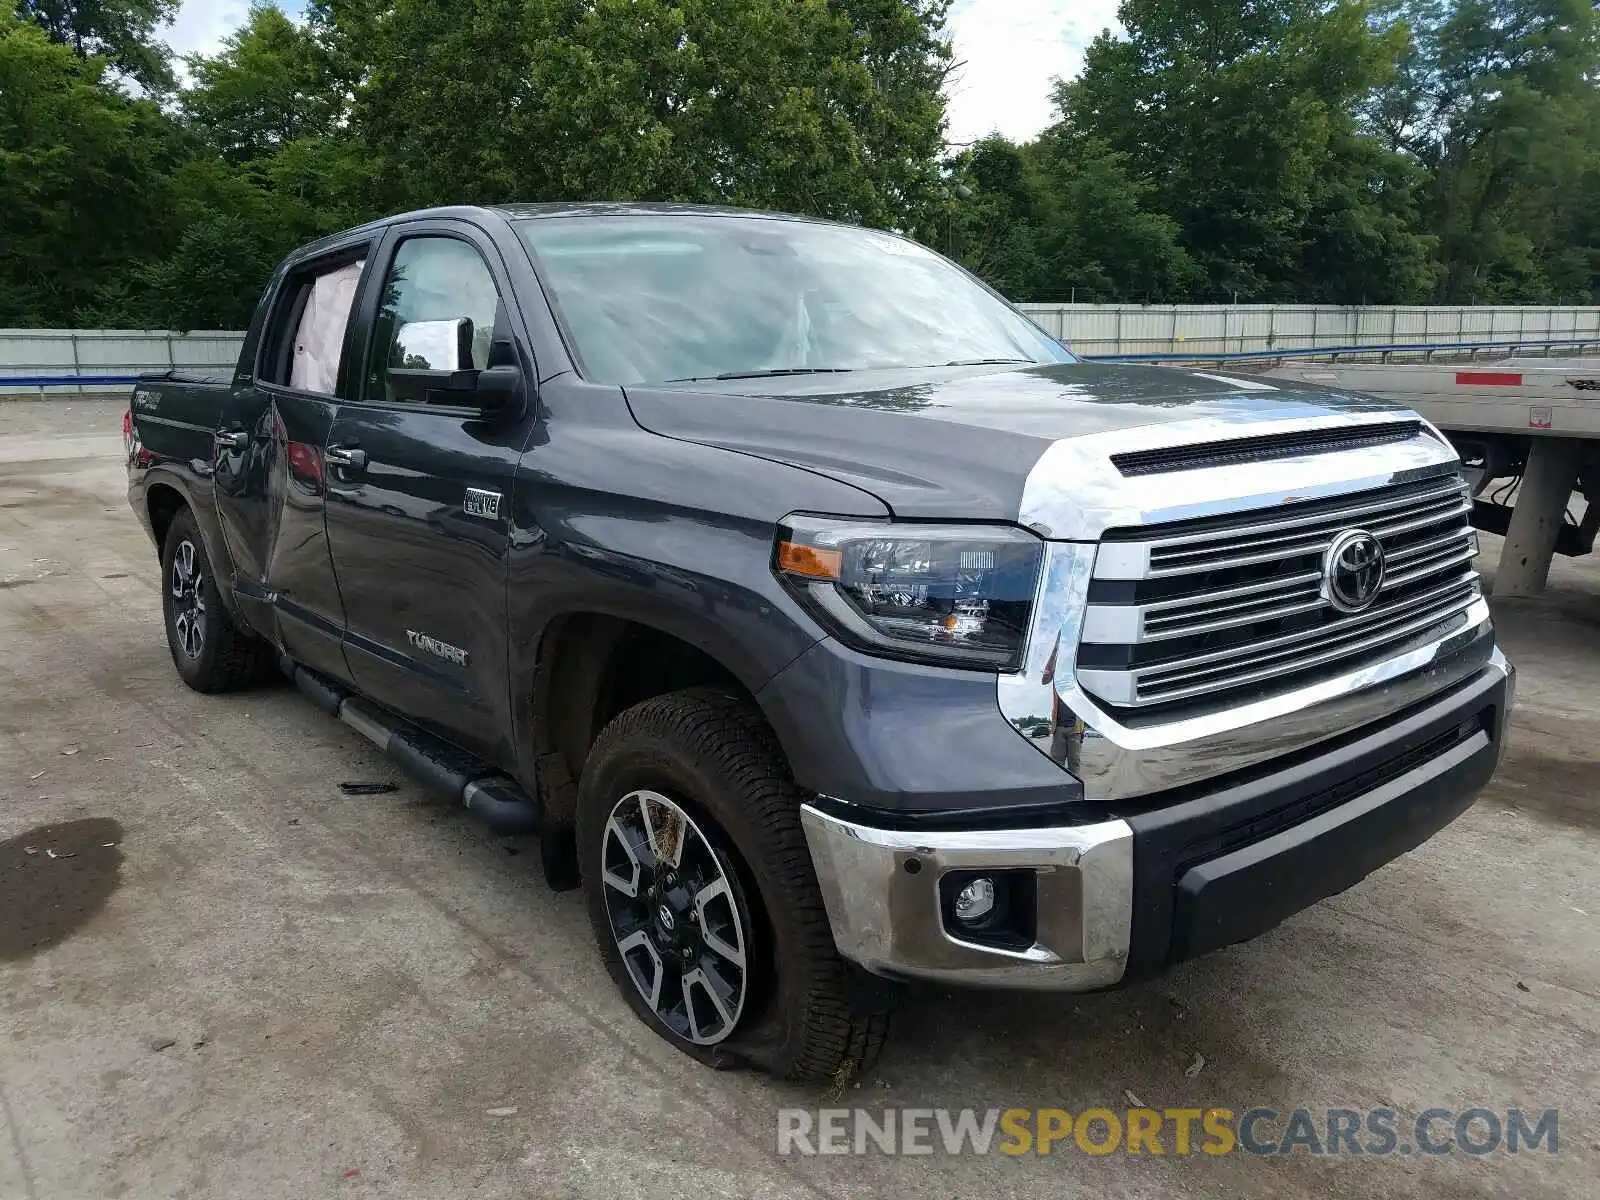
[325,445,368,471]
[214,429,249,451]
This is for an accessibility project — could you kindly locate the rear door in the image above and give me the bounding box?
[321,220,537,759]
[213,245,372,682]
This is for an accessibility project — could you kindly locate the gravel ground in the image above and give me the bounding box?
[2,398,1596,1199]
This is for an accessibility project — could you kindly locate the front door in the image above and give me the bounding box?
[214,248,370,682]
[321,223,536,762]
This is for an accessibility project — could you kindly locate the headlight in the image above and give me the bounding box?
[774,515,1044,670]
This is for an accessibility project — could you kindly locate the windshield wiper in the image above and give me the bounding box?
[943,357,1036,366]
[713,367,855,381]
[663,367,855,383]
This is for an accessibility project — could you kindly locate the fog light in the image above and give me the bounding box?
[954,877,996,924]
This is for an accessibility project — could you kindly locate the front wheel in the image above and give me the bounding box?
[597,788,753,1046]
[576,688,890,1082]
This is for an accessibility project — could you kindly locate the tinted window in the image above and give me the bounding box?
[365,237,501,403]
[515,215,1070,386]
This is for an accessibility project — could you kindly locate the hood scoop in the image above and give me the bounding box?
[1110,420,1424,476]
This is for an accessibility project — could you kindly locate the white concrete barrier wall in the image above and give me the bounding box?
[0,329,248,395]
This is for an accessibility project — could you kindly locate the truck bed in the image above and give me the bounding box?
[130,371,231,470]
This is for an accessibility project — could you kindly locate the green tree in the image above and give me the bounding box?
[180,3,341,163]
[1055,0,1436,302]
[323,0,952,228]
[944,133,1196,302]
[942,137,1050,297]
[155,3,368,326]
[1289,127,1439,302]
[1028,132,1200,301]
[14,0,177,91]
[9,0,1591,329]
[1380,0,1599,301]
[0,12,177,324]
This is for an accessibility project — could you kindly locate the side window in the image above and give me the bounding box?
[366,237,502,404]
[257,255,367,391]
[287,260,365,394]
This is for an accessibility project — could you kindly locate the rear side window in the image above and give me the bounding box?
[290,261,364,394]
[258,254,368,393]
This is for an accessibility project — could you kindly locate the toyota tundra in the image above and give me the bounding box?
[127,204,1513,1081]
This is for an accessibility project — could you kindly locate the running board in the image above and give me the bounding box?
[281,660,543,840]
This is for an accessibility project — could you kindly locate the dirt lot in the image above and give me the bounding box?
[2,398,1597,1200]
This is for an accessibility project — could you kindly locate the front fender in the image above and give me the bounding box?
[502,391,890,791]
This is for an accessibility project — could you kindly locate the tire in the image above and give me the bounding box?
[576,687,890,1083]
[160,509,275,693]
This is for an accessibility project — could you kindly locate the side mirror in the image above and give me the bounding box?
[395,317,474,372]
[387,317,523,416]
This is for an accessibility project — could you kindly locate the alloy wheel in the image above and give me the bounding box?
[600,789,749,1045]
[170,539,206,659]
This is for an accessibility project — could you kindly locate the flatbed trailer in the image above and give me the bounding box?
[1257,356,1600,596]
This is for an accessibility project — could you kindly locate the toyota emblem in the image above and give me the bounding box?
[1323,529,1386,613]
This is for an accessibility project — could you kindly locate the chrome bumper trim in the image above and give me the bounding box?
[799,803,1133,990]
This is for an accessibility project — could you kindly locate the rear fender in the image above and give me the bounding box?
[139,465,254,633]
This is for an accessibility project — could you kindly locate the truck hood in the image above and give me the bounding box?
[623,361,1405,521]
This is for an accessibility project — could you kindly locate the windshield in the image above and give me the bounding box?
[514,214,1071,386]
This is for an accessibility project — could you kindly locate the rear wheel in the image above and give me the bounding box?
[576,687,890,1082]
[161,509,275,693]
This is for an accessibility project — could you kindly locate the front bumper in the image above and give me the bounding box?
[801,650,1512,990]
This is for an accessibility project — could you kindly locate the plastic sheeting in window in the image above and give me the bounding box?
[290,260,365,394]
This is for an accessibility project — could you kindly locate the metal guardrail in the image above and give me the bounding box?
[0,374,144,400]
[1081,337,1600,364]
[0,375,143,388]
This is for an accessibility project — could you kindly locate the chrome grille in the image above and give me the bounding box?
[1077,474,1481,710]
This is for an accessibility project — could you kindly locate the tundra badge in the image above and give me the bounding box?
[464,488,502,520]
[407,630,469,667]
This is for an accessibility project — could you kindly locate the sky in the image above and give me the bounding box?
[943,0,1122,144]
[160,1,260,71]
[159,0,1123,146]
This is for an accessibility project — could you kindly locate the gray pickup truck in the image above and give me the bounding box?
[127,203,1513,1080]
